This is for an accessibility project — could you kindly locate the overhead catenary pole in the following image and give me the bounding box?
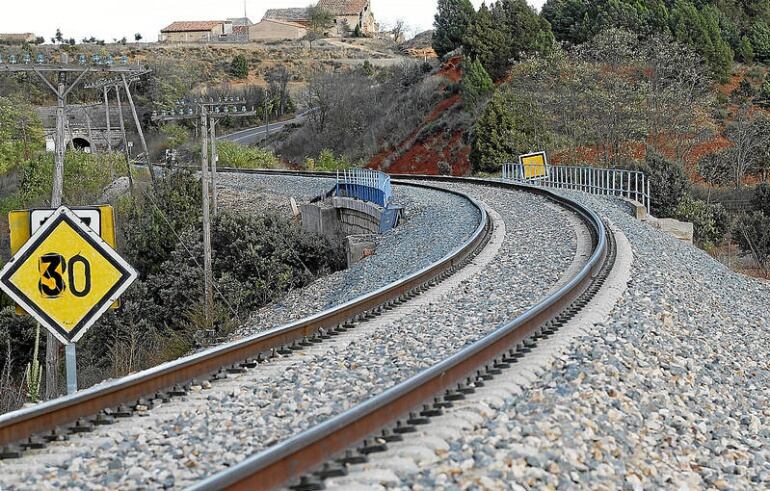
[209,116,218,217]
[103,87,112,153]
[264,100,269,140]
[114,85,134,195]
[121,75,155,183]
[200,106,214,326]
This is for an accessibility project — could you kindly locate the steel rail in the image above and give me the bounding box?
[0,180,489,448]
[186,172,609,491]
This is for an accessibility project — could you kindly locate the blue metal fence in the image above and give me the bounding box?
[335,169,392,208]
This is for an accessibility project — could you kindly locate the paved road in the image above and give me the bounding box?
[218,110,311,146]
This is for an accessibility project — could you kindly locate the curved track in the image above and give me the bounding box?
[0,172,612,491]
[0,179,488,449]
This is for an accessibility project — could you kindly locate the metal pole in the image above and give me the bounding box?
[200,106,214,327]
[103,87,112,153]
[114,85,134,195]
[121,75,154,183]
[210,116,218,217]
[65,344,77,394]
[84,109,93,151]
[264,101,269,141]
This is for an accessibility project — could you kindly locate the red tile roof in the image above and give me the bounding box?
[161,21,225,33]
[317,0,369,16]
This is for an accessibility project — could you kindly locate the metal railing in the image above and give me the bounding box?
[335,168,392,208]
[502,163,651,213]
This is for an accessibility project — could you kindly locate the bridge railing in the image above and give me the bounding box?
[335,169,392,209]
[502,162,651,213]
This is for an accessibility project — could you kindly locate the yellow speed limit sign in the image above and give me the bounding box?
[0,206,137,344]
[519,151,549,180]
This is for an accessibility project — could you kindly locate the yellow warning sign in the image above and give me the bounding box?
[0,206,137,344]
[519,151,549,180]
[8,205,120,314]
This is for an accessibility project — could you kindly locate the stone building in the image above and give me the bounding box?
[317,0,377,36]
[0,33,37,45]
[249,19,308,42]
[159,21,233,43]
[262,8,311,27]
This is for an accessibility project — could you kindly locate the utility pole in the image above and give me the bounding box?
[103,87,112,153]
[152,97,257,326]
[200,106,214,327]
[114,85,134,195]
[121,74,154,182]
[209,116,219,217]
[264,100,269,140]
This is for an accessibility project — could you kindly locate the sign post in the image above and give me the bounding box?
[0,206,137,396]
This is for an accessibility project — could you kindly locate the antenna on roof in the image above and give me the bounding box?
[244,0,247,19]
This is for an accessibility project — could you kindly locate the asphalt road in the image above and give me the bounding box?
[218,110,311,146]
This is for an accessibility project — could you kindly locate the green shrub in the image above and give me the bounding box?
[121,169,202,277]
[307,149,352,171]
[733,211,770,274]
[230,54,249,79]
[3,151,118,214]
[753,183,770,215]
[159,124,190,150]
[641,149,689,217]
[674,195,729,247]
[216,141,279,169]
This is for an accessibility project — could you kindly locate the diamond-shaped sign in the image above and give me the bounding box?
[0,206,137,344]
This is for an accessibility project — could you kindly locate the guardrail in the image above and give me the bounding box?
[502,163,651,213]
[335,169,392,208]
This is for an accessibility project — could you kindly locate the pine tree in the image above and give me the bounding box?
[461,57,494,109]
[738,35,755,63]
[750,20,770,62]
[490,0,555,78]
[463,3,507,78]
[433,0,477,57]
[470,90,549,173]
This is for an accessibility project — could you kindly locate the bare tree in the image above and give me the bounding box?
[305,5,334,51]
[391,19,408,44]
[725,106,770,188]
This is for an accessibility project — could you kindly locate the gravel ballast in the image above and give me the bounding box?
[0,179,580,490]
[394,190,770,490]
[216,173,483,336]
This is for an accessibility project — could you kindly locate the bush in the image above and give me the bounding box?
[230,54,249,79]
[752,183,770,215]
[121,169,202,277]
[674,195,729,247]
[641,149,689,217]
[733,211,770,275]
[216,141,279,169]
[2,151,118,215]
[307,149,352,171]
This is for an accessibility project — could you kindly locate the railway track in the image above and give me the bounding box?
[0,172,612,490]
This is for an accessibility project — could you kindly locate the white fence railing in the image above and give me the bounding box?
[502,163,651,213]
[335,168,392,208]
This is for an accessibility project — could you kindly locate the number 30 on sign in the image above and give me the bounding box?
[0,206,137,345]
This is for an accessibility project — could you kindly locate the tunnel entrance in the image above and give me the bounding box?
[72,138,92,153]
